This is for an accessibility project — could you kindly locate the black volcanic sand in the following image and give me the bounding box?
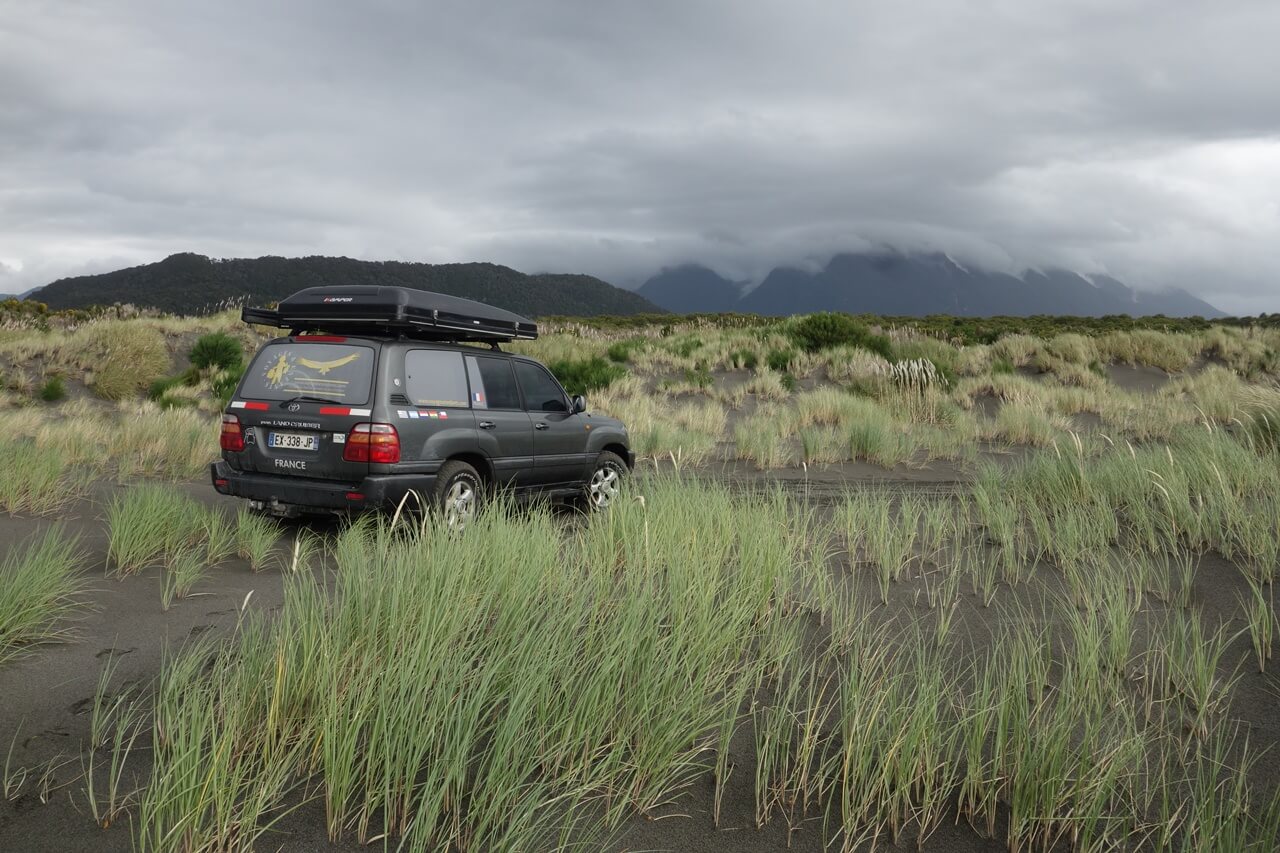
[2,467,1277,853]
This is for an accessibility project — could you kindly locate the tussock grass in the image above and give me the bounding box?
[78,321,171,400]
[235,507,280,571]
[106,485,208,576]
[0,525,86,664]
[0,440,87,515]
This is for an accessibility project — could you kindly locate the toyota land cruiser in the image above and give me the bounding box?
[210,286,633,526]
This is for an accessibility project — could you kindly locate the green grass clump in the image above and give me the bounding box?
[0,441,86,515]
[791,312,893,359]
[106,485,208,576]
[766,348,795,372]
[189,332,244,372]
[547,356,627,396]
[235,507,280,572]
[38,376,66,402]
[0,525,86,664]
[606,338,648,364]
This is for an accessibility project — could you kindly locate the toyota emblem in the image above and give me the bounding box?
[288,403,301,412]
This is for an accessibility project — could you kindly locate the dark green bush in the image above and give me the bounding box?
[779,372,798,393]
[211,371,241,406]
[766,349,794,372]
[547,357,626,396]
[791,313,893,360]
[148,375,184,401]
[674,337,703,358]
[606,339,647,364]
[730,348,759,370]
[38,376,66,402]
[190,332,243,372]
[682,365,714,388]
[992,358,1015,375]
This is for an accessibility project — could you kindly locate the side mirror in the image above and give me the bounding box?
[571,395,587,414]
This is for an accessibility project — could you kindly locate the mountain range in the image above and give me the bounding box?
[20,249,1225,318]
[638,252,1224,317]
[26,253,662,317]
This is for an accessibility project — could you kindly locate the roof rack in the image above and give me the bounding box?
[242,285,538,343]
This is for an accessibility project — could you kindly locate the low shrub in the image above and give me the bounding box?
[729,348,759,370]
[38,376,66,402]
[791,313,893,359]
[148,375,183,401]
[766,349,795,372]
[682,365,714,389]
[547,357,627,396]
[606,339,647,364]
[189,332,244,373]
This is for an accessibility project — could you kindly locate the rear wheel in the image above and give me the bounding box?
[433,460,481,531]
[584,451,627,511]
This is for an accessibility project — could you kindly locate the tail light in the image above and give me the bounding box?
[220,414,245,452]
[344,423,400,464]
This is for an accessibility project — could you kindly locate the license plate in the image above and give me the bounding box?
[268,431,318,451]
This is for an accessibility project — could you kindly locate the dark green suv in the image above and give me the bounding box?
[210,286,633,525]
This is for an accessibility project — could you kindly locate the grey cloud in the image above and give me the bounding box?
[1,0,1278,312]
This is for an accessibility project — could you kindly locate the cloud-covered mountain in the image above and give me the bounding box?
[638,252,1223,317]
[28,253,663,318]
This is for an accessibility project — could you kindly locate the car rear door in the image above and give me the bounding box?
[392,347,477,470]
[228,338,379,483]
[465,355,534,487]
[512,360,591,485]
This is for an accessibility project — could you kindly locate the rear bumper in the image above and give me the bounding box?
[211,460,436,513]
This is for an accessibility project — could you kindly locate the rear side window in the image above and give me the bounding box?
[466,356,522,409]
[514,361,568,412]
[241,342,374,404]
[405,350,469,408]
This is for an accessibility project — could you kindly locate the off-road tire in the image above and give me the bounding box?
[433,460,482,532]
[582,451,627,512]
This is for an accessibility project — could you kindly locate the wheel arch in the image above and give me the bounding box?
[601,442,632,469]
[445,451,492,484]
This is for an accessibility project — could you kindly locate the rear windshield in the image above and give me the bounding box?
[240,341,375,404]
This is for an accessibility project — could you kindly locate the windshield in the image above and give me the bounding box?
[239,341,375,404]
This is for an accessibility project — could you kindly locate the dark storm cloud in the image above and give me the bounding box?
[1,0,1277,311]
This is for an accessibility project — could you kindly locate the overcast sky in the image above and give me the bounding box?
[2,1,1278,312]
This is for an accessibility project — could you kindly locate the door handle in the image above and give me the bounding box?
[534,422,548,430]
[479,420,496,429]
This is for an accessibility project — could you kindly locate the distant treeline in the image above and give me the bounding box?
[544,311,1280,344]
[6,296,1277,344]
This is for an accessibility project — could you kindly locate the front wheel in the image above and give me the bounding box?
[583,451,627,511]
[433,460,482,531]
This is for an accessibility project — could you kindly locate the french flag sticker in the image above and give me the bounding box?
[473,392,484,403]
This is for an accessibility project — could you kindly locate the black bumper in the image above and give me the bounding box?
[211,460,436,512]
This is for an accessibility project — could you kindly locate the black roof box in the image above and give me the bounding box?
[242,285,537,342]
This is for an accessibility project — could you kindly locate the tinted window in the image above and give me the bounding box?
[467,356,522,409]
[514,361,568,412]
[241,342,374,404]
[405,350,469,408]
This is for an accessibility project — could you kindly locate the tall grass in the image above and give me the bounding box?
[0,440,87,515]
[0,525,86,663]
[105,485,208,577]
